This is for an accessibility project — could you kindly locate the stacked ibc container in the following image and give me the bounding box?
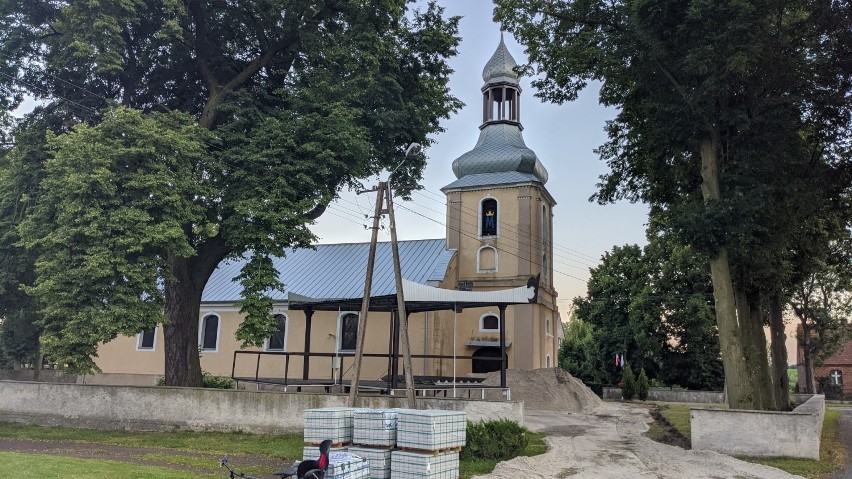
[302,407,369,479]
[348,409,399,479]
[391,410,466,479]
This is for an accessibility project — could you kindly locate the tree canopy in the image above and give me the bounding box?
[1,0,462,385]
[497,0,852,409]
[569,226,723,391]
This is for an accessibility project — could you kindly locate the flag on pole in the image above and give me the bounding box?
[621,354,626,368]
[615,354,620,367]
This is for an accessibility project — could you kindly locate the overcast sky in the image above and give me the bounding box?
[310,0,650,314]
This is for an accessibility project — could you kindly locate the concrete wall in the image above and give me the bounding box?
[602,387,814,405]
[602,387,725,403]
[691,395,825,459]
[0,380,523,434]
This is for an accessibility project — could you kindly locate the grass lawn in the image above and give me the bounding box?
[0,421,547,479]
[648,402,846,479]
[0,452,212,479]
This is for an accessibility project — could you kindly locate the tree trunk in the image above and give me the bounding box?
[769,295,791,409]
[801,321,816,394]
[699,135,751,409]
[744,293,774,409]
[163,255,204,387]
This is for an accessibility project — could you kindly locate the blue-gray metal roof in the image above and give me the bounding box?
[450,123,549,185]
[482,34,520,86]
[441,171,543,191]
[201,238,454,303]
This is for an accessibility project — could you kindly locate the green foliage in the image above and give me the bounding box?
[460,419,530,461]
[0,311,39,369]
[816,378,843,401]
[571,230,723,391]
[496,0,852,410]
[18,108,212,373]
[637,369,650,401]
[2,1,463,383]
[558,317,602,385]
[621,365,637,400]
[155,372,234,390]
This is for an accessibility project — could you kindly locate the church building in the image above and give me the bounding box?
[93,37,561,390]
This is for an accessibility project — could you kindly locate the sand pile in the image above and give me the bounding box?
[481,367,603,412]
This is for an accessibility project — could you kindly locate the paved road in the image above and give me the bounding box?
[830,409,852,479]
[474,403,804,479]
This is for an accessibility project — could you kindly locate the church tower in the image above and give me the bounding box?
[441,35,559,372]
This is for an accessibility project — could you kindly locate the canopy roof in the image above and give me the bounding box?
[288,277,539,313]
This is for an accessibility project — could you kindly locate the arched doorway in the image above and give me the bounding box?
[472,347,506,374]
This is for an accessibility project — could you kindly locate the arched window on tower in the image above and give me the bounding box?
[478,245,498,272]
[481,198,498,237]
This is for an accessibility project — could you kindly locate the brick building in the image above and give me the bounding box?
[797,334,850,396]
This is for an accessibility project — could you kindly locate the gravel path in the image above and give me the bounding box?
[473,403,805,479]
[829,408,852,479]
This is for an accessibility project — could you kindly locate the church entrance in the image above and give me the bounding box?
[472,347,506,373]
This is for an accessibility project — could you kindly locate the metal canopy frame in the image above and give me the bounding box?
[287,276,539,392]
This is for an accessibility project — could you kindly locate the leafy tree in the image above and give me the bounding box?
[496,0,852,409]
[558,316,602,385]
[3,1,462,385]
[572,228,723,391]
[621,364,637,400]
[792,262,852,393]
[637,369,650,401]
[574,244,667,385]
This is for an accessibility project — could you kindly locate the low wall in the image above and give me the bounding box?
[602,387,814,405]
[602,387,723,403]
[690,395,825,459]
[0,380,523,434]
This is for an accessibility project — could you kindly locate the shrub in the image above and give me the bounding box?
[621,365,637,400]
[460,419,530,460]
[154,372,235,389]
[816,377,843,400]
[637,369,650,400]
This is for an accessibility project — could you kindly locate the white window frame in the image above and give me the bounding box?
[479,196,500,238]
[479,312,500,333]
[198,313,221,352]
[337,311,360,353]
[830,369,843,386]
[476,244,499,273]
[136,327,157,352]
[264,313,289,352]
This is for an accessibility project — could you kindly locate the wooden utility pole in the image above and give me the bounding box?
[348,143,421,408]
[386,186,417,408]
[348,183,385,407]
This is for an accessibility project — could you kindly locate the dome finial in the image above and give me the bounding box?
[482,33,519,85]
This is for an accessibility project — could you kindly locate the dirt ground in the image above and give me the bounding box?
[473,402,806,479]
[0,438,289,478]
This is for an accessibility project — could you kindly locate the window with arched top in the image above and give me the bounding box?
[478,245,498,272]
[546,317,552,337]
[265,313,288,351]
[480,313,500,332]
[546,354,552,368]
[542,253,548,278]
[541,205,548,246]
[339,313,359,352]
[480,198,498,237]
[199,314,220,352]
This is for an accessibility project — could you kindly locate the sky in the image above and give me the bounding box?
[309,0,650,315]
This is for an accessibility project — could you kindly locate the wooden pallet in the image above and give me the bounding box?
[305,441,351,448]
[398,445,463,455]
